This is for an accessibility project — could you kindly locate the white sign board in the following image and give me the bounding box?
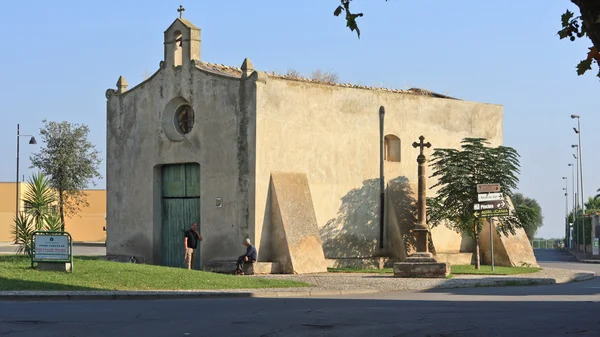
[478,192,503,202]
[477,183,501,193]
[34,235,69,260]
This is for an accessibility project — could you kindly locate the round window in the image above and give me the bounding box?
[175,104,195,135]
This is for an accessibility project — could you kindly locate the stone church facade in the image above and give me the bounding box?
[105,16,535,272]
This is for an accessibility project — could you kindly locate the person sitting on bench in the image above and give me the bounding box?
[235,238,257,275]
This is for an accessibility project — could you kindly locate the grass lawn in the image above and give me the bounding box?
[328,265,541,276]
[0,255,310,291]
[450,265,541,275]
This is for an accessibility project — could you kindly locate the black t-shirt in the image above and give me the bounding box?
[185,229,199,249]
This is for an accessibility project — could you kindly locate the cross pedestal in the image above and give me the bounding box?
[393,136,450,278]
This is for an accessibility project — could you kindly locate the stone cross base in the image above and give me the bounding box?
[393,256,450,278]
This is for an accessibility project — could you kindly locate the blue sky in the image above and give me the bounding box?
[0,1,596,239]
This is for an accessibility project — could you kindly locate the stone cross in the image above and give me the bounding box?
[412,135,432,255]
[177,5,185,18]
[412,135,431,157]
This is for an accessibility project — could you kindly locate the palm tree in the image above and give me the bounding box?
[13,172,60,256]
[584,196,600,215]
[22,172,56,230]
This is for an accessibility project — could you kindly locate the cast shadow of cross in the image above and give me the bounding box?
[320,176,435,260]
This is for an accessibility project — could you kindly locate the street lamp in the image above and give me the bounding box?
[568,163,575,248]
[572,114,585,253]
[572,149,580,251]
[15,124,37,242]
[563,177,568,244]
[379,106,385,249]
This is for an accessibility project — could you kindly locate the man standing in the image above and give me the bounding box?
[235,238,257,275]
[184,223,203,270]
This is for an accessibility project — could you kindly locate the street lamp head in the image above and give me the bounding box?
[571,114,580,119]
[568,163,573,167]
[571,144,578,148]
[379,106,385,116]
[28,136,36,145]
[573,154,577,159]
[562,177,567,179]
[573,127,580,134]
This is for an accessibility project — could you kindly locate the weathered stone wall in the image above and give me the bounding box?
[266,172,327,274]
[253,75,503,259]
[106,60,254,265]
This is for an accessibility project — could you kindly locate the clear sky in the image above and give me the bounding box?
[0,1,596,239]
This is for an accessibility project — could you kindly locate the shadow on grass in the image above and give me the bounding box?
[0,276,102,291]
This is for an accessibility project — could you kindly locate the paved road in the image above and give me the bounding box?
[0,243,105,256]
[1,249,598,337]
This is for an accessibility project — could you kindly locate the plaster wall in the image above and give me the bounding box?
[254,76,503,259]
[106,62,254,265]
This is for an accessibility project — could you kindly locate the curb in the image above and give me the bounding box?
[0,274,594,302]
[564,248,600,264]
[0,289,379,302]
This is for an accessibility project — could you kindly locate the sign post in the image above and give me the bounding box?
[475,184,509,272]
[31,231,73,272]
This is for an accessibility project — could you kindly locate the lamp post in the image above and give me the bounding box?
[572,150,580,251]
[572,114,585,253]
[15,124,37,243]
[563,177,568,244]
[379,106,385,249]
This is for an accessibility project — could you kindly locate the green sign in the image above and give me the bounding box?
[473,208,510,218]
[31,231,73,271]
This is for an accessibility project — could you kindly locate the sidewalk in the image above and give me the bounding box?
[0,267,594,302]
[565,248,600,264]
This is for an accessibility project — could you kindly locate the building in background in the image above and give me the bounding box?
[0,182,106,242]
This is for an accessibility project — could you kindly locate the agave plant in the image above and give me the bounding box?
[43,212,62,232]
[22,172,56,230]
[12,212,35,256]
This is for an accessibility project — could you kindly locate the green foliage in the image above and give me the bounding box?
[557,8,600,78]
[22,172,56,230]
[13,172,63,257]
[427,138,522,268]
[333,0,389,38]
[12,213,35,256]
[427,138,522,237]
[30,120,102,231]
[511,193,544,241]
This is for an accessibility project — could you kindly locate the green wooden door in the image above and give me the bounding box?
[161,163,201,268]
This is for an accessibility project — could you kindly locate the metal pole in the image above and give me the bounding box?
[564,186,568,245]
[575,152,580,251]
[489,217,494,271]
[570,163,575,248]
[577,118,585,254]
[379,106,385,249]
[15,124,20,243]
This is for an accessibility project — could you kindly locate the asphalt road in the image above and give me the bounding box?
[1,249,598,337]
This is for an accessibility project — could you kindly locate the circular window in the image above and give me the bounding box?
[175,104,195,134]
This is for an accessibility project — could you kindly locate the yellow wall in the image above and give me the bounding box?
[0,182,106,243]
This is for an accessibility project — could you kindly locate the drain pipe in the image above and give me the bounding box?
[379,106,385,249]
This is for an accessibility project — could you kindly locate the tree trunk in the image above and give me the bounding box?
[572,0,600,50]
[474,219,481,269]
[59,190,65,232]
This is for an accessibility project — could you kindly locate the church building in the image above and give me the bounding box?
[105,11,535,273]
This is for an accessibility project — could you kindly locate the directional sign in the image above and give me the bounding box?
[474,200,508,210]
[473,208,510,218]
[478,192,503,202]
[477,184,501,193]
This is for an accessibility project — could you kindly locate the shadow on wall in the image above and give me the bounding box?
[320,176,432,259]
